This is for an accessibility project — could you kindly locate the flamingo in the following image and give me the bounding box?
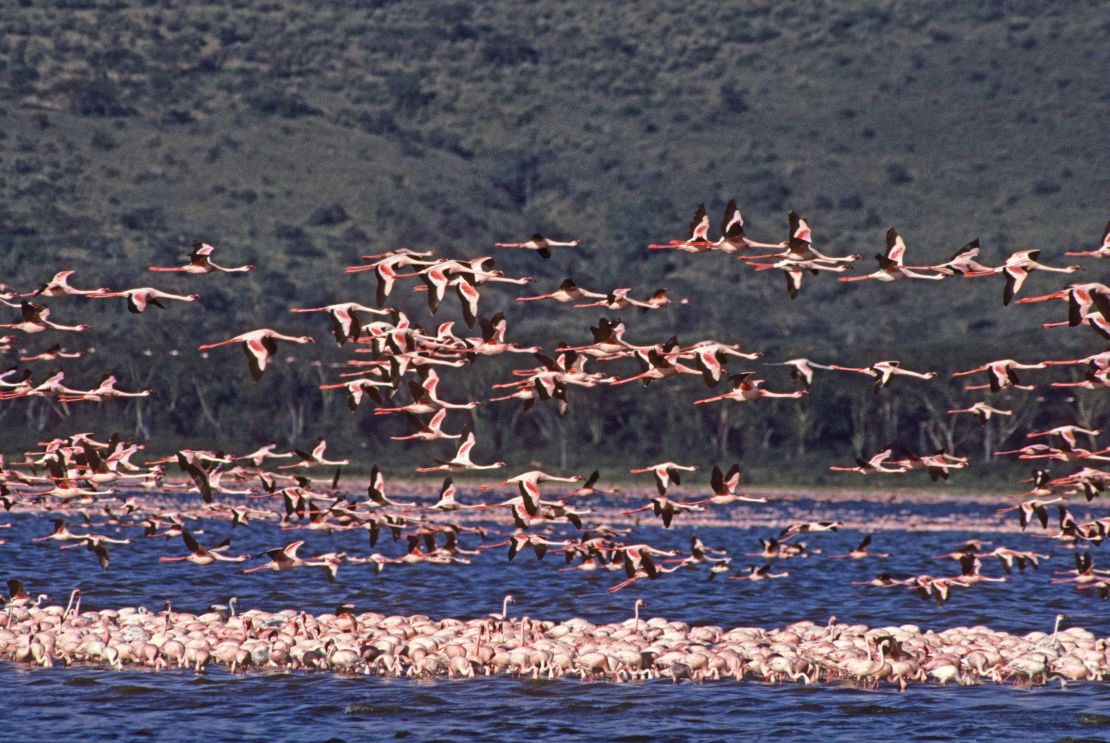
[592,288,686,311]
[827,360,937,392]
[746,257,849,299]
[390,409,463,442]
[478,470,583,492]
[623,495,705,528]
[23,270,108,298]
[1026,425,1101,448]
[18,343,82,362]
[716,199,787,252]
[962,250,1082,305]
[0,301,89,333]
[279,438,351,469]
[236,443,297,467]
[198,328,316,382]
[693,372,808,404]
[952,359,1047,392]
[829,447,908,475]
[628,462,697,497]
[924,239,999,276]
[414,426,505,473]
[947,402,1013,424]
[495,233,580,259]
[647,203,714,251]
[289,302,395,345]
[838,228,946,282]
[764,358,836,390]
[489,594,516,627]
[345,252,437,305]
[780,521,843,540]
[690,464,767,505]
[516,278,607,304]
[374,368,480,415]
[159,529,249,565]
[241,540,309,573]
[730,564,790,581]
[1015,282,1110,319]
[319,377,394,411]
[149,242,255,273]
[1065,220,1110,258]
[1051,365,1110,390]
[828,534,890,559]
[611,346,702,387]
[746,211,862,265]
[58,374,153,403]
[365,465,417,508]
[88,287,199,314]
[0,367,99,401]
[428,477,469,511]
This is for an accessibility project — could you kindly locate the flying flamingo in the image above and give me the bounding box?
[159,529,249,565]
[289,302,395,345]
[827,360,937,392]
[319,377,395,411]
[690,464,767,505]
[390,409,463,442]
[628,462,697,497]
[241,540,310,573]
[478,469,582,493]
[962,250,1082,305]
[58,373,153,403]
[198,328,316,382]
[648,203,715,252]
[23,270,108,298]
[924,239,999,276]
[829,447,908,475]
[516,278,607,304]
[948,402,1013,424]
[18,343,83,362]
[495,233,580,259]
[828,534,890,559]
[0,301,89,333]
[693,372,808,404]
[0,368,89,401]
[1026,425,1101,448]
[838,228,946,282]
[746,211,862,265]
[88,287,199,314]
[149,242,255,273]
[364,465,418,508]
[716,199,788,252]
[611,347,702,386]
[1016,283,1110,334]
[414,426,505,473]
[345,251,437,305]
[952,359,1047,392]
[1065,221,1110,259]
[729,564,790,581]
[236,443,297,467]
[279,437,351,469]
[764,358,836,390]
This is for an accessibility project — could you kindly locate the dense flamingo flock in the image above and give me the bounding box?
[3,595,1105,687]
[0,204,1107,687]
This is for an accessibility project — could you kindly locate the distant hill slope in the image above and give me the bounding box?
[0,2,1105,482]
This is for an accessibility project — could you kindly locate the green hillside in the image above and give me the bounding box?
[0,1,1106,484]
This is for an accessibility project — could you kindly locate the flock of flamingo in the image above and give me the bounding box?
[0,204,1107,687]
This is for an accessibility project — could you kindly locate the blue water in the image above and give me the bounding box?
[2,492,1109,742]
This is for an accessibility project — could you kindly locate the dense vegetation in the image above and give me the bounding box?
[0,1,1106,485]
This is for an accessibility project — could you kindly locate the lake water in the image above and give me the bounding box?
[2,488,1108,742]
